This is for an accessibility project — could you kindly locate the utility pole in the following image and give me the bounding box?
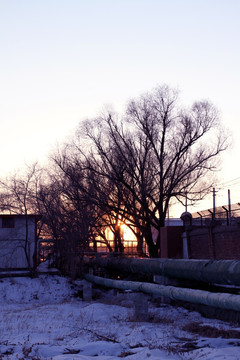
[228,189,231,225]
[212,187,216,220]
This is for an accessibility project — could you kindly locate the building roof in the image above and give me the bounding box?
[0,214,42,220]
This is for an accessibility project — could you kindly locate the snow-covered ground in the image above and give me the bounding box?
[0,271,240,359]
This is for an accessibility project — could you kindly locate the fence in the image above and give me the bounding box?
[88,239,148,257]
[191,203,240,227]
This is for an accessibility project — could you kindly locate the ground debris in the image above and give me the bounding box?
[118,351,136,357]
[183,322,240,338]
[83,328,120,343]
[63,348,80,354]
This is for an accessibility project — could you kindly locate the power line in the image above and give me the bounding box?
[215,176,240,188]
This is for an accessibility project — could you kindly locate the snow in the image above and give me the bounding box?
[0,272,240,359]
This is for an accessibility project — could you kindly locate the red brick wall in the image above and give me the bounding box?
[188,225,240,260]
[160,226,183,258]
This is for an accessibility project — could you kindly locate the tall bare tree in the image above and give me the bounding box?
[81,85,228,256]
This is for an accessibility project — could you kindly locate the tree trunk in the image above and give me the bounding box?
[148,243,159,258]
[143,220,159,258]
[136,228,144,257]
[114,225,124,253]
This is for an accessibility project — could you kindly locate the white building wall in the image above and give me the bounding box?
[0,216,36,269]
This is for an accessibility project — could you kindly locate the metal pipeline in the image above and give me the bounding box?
[85,273,240,312]
[92,257,240,286]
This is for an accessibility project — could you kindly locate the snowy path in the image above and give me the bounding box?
[0,275,240,359]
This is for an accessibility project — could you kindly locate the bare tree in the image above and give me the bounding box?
[44,148,103,277]
[81,85,228,257]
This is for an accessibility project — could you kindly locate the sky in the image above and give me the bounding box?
[0,0,240,215]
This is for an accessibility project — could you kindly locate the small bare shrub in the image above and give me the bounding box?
[22,343,32,358]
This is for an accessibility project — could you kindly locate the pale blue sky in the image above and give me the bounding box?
[0,0,240,213]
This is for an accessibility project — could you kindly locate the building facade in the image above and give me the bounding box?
[0,214,40,269]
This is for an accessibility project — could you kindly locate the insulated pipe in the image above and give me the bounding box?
[92,257,240,286]
[85,274,240,312]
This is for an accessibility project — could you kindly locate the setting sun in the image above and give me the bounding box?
[119,222,137,246]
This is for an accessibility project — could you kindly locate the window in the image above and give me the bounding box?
[2,216,15,228]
